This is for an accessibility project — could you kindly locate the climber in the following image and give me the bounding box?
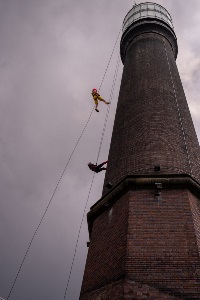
[88,161,108,173]
[91,88,110,112]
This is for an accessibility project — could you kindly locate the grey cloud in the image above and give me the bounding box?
[0,1,200,300]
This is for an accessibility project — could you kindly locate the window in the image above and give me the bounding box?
[148,4,155,10]
[134,12,141,20]
[155,11,162,18]
[122,3,174,32]
[141,3,147,10]
[141,10,147,17]
[128,15,134,25]
[148,10,156,17]
[126,10,133,20]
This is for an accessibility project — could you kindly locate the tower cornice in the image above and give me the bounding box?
[88,174,200,237]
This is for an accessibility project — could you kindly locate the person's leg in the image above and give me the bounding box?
[97,161,108,168]
[100,167,107,172]
[94,97,99,112]
[98,96,110,105]
[98,96,105,102]
[96,167,106,173]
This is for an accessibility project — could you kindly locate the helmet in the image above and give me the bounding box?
[88,162,92,166]
[92,88,97,92]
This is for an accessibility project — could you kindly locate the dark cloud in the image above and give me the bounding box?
[0,1,200,300]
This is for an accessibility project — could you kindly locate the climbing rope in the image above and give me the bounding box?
[98,27,122,92]
[96,53,121,165]
[163,38,192,175]
[7,28,122,300]
[63,171,95,299]
[6,108,94,300]
[63,46,121,300]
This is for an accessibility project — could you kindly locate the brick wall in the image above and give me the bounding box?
[189,192,200,255]
[124,279,181,299]
[80,278,182,300]
[80,280,124,300]
[126,188,200,299]
[80,193,129,296]
[80,188,200,299]
[103,32,200,195]
[80,16,200,300]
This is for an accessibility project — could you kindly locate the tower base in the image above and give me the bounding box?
[80,175,200,300]
[80,279,184,300]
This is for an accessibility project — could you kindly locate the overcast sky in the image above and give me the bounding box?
[1,1,200,300]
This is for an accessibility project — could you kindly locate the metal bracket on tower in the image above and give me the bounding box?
[154,164,160,172]
[154,182,162,206]
[154,182,162,196]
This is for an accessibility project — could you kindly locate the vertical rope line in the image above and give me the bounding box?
[163,38,192,175]
[7,26,122,300]
[63,32,121,300]
[63,53,120,294]
[63,171,96,299]
[96,54,121,165]
[98,28,122,93]
[6,108,94,300]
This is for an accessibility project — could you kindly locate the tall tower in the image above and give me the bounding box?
[80,3,200,299]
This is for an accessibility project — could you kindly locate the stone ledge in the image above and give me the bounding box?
[87,174,200,237]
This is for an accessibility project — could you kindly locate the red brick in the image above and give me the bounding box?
[80,5,200,300]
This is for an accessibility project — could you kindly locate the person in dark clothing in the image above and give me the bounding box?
[88,161,108,173]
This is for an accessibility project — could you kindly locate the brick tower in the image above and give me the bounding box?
[80,3,200,299]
